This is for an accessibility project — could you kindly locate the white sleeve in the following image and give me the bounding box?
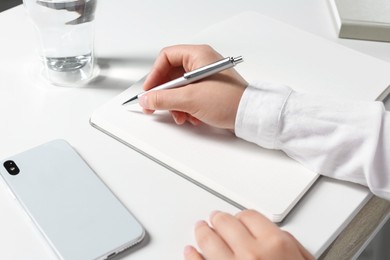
[235,81,390,200]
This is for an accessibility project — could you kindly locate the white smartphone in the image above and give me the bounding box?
[0,140,145,260]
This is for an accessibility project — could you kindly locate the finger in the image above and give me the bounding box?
[170,111,202,126]
[143,45,193,91]
[236,210,314,259]
[210,211,255,252]
[143,63,184,91]
[170,111,187,125]
[141,89,201,125]
[183,245,205,260]
[194,220,233,259]
[139,87,193,113]
[283,231,314,260]
[143,45,223,91]
[142,108,155,114]
[235,209,279,239]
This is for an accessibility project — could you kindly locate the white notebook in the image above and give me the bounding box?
[90,12,390,222]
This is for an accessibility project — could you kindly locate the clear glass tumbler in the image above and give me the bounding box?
[23,0,97,86]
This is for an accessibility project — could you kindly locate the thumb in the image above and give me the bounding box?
[139,88,190,113]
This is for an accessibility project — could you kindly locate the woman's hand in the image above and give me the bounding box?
[139,44,247,130]
[184,210,314,260]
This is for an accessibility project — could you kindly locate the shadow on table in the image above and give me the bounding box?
[84,56,155,91]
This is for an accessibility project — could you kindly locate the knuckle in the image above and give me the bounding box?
[211,211,230,226]
[268,232,292,251]
[160,46,171,55]
[152,92,162,109]
[236,209,257,218]
[199,44,213,52]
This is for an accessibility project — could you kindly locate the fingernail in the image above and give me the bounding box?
[210,210,220,220]
[184,245,194,256]
[195,220,207,228]
[139,95,148,108]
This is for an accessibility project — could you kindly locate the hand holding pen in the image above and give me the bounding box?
[129,44,248,130]
[123,55,243,105]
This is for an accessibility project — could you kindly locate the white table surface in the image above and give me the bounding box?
[0,1,389,259]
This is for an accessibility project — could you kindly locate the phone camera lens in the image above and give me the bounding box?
[3,160,20,175]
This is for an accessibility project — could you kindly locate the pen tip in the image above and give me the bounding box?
[122,96,138,105]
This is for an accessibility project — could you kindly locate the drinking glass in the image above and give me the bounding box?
[23,0,97,86]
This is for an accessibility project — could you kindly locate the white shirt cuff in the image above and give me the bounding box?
[235,81,292,149]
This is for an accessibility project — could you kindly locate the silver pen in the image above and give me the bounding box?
[122,56,244,105]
